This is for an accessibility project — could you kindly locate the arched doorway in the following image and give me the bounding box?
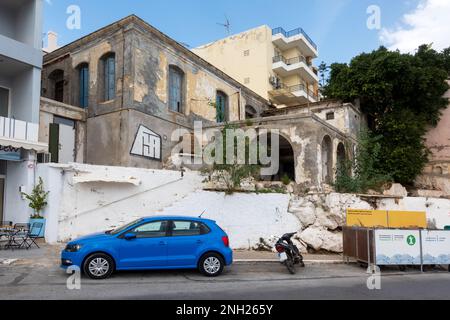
[321,136,333,184]
[337,142,346,166]
[260,133,295,182]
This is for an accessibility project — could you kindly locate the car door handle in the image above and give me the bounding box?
[159,241,167,246]
[196,240,203,245]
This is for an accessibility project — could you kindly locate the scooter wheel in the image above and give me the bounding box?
[286,260,296,275]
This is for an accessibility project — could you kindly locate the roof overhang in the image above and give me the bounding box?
[0,138,48,153]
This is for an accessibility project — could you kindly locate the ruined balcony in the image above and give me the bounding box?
[272,27,318,59]
[269,83,318,105]
[272,55,319,84]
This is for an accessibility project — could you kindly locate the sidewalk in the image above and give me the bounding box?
[233,250,345,265]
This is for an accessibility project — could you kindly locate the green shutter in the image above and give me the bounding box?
[49,123,60,163]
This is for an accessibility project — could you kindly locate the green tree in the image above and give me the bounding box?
[324,45,450,184]
[335,130,391,194]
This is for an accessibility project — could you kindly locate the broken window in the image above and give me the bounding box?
[48,69,65,103]
[326,112,335,120]
[169,65,184,113]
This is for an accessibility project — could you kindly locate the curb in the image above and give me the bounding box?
[234,259,346,265]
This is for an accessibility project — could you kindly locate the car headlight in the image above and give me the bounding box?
[65,244,82,252]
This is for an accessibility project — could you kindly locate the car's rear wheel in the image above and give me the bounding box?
[83,253,115,280]
[199,253,224,277]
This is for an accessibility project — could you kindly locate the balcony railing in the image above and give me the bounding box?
[0,117,39,142]
[272,83,318,101]
[272,27,318,51]
[272,55,318,74]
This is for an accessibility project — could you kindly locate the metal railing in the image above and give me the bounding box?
[272,27,318,51]
[272,83,318,101]
[273,55,307,65]
[272,55,318,76]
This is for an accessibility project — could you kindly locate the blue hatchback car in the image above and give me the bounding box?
[61,216,233,279]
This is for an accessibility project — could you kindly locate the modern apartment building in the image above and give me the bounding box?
[193,25,320,110]
[0,0,47,223]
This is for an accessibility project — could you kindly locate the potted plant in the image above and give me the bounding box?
[21,177,49,238]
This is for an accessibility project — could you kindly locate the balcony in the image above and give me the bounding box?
[269,83,318,105]
[272,55,319,84]
[0,116,47,153]
[272,27,318,58]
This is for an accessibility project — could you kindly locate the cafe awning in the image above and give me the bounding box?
[0,138,48,153]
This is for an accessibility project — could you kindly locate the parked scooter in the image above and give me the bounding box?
[275,232,305,274]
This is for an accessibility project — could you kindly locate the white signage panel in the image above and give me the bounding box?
[421,230,450,265]
[375,229,421,265]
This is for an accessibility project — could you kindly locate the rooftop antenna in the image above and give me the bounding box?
[217,15,231,35]
[199,209,207,218]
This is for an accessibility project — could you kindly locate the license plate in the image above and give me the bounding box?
[279,252,288,262]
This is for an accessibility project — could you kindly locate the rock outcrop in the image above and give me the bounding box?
[288,193,373,253]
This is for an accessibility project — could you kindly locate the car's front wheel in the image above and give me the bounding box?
[83,253,115,280]
[199,253,224,277]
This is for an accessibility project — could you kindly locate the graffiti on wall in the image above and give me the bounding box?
[130,125,162,161]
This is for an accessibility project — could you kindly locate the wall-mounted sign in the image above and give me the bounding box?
[0,145,21,161]
[130,125,162,161]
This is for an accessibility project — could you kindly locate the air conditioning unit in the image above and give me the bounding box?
[269,76,280,88]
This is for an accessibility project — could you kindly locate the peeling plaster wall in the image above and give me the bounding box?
[39,97,87,163]
[41,17,269,170]
[130,28,247,124]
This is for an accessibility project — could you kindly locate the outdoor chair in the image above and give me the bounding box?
[21,222,44,250]
[4,223,30,250]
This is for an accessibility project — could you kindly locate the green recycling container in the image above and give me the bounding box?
[445,226,450,231]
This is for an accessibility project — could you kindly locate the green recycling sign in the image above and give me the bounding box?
[407,235,417,246]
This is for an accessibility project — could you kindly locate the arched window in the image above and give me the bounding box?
[245,105,257,119]
[168,66,184,113]
[48,69,64,102]
[100,53,115,102]
[78,63,89,108]
[321,135,333,184]
[216,91,228,123]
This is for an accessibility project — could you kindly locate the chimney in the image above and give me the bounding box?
[45,31,59,53]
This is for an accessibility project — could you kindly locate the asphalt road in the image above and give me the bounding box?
[0,261,449,300]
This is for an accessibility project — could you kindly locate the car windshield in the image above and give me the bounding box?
[109,219,143,235]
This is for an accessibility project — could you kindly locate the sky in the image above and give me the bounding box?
[43,0,450,66]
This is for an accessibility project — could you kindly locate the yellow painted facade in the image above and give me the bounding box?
[193,25,320,108]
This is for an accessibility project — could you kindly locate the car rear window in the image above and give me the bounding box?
[171,221,210,236]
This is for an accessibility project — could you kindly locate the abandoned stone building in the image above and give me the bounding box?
[39,15,362,188]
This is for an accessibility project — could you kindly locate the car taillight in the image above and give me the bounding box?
[222,236,229,247]
[275,244,285,253]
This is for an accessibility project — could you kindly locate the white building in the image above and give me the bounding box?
[0,0,47,223]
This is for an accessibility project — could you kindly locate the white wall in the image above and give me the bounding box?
[4,152,36,224]
[11,67,41,123]
[35,163,450,250]
[160,191,301,249]
[37,163,301,249]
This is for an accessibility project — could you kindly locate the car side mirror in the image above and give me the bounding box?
[124,233,137,240]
